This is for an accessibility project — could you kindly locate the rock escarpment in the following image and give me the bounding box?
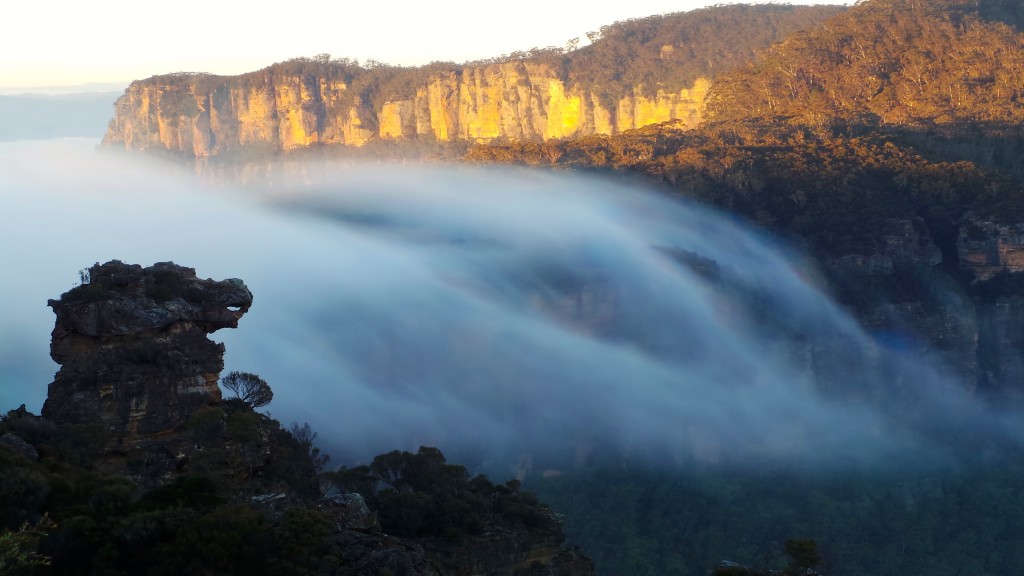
[100,4,845,158]
[41,260,252,475]
[823,216,1024,402]
[958,217,1024,283]
[956,216,1024,399]
[102,63,709,157]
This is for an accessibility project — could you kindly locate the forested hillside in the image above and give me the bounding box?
[468,2,1024,574]
[705,0,1024,126]
[467,119,1024,257]
[468,0,1024,263]
[562,3,845,103]
[532,460,1024,576]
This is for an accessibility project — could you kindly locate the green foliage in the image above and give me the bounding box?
[347,61,460,115]
[532,459,1024,576]
[21,449,332,575]
[0,516,53,574]
[137,476,224,512]
[262,508,338,575]
[368,447,478,538]
[0,402,334,574]
[1,406,57,446]
[328,465,378,500]
[566,4,845,103]
[59,282,109,303]
[467,119,1024,259]
[706,0,1024,126]
[0,451,49,529]
[262,423,321,499]
[66,424,111,465]
[455,0,1024,273]
[150,504,268,574]
[186,406,224,445]
[783,538,821,576]
[225,410,260,444]
[288,421,329,473]
[327,447,553,542]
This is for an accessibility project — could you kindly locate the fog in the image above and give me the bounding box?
[1,140,1019,472]
[0,93,120,142]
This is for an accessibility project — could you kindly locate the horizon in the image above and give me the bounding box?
[0,82,128,96]
[2,0,849,91]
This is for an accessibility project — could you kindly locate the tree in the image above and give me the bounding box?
[0,516,53,573]
[289,422,330,474]
[220,372,273,409]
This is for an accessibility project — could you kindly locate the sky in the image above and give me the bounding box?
[1,0,849,91]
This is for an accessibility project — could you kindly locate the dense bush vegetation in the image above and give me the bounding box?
[328,446,555,542]
[706,0,1024,126]
[468,119,1024,258]
[0,402,327,574]
[1,398,559,575]
[531,457,1024,576]
[565,4,845,104]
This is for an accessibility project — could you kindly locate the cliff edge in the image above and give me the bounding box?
[99,4,842,158]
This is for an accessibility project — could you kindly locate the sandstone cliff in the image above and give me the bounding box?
[42,261,252,437]
[823,215,1024,402]
[956,216,1024,399]
[102,63,710,156]
[101,4,845,157]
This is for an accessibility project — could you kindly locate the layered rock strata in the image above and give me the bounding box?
[823,216,1024,401]
[102,63,710,157]
[41,260,252,455]
[957,216,1024,398]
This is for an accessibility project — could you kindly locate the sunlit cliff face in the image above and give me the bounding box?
[102,68,711,156]
[1,139,1021,471]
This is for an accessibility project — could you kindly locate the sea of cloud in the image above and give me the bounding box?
[1,140,1019,473]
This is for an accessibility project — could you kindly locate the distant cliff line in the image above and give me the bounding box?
[102,61,710,157]
[100,4,845,157]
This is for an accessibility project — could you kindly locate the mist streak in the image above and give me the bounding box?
[1,140,1018,471]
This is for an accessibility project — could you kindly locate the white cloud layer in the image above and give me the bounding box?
[1,139,1016,473]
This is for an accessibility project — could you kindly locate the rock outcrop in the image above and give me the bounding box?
[41,260,252,474]
[821,216,1024,402]
[0,432,39,461]
[24,260,593,576]
[958,216,1024,283]
[955,215,1024,399]
[102,64,709,157]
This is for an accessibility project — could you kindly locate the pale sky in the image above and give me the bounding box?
[1,0,849,90]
